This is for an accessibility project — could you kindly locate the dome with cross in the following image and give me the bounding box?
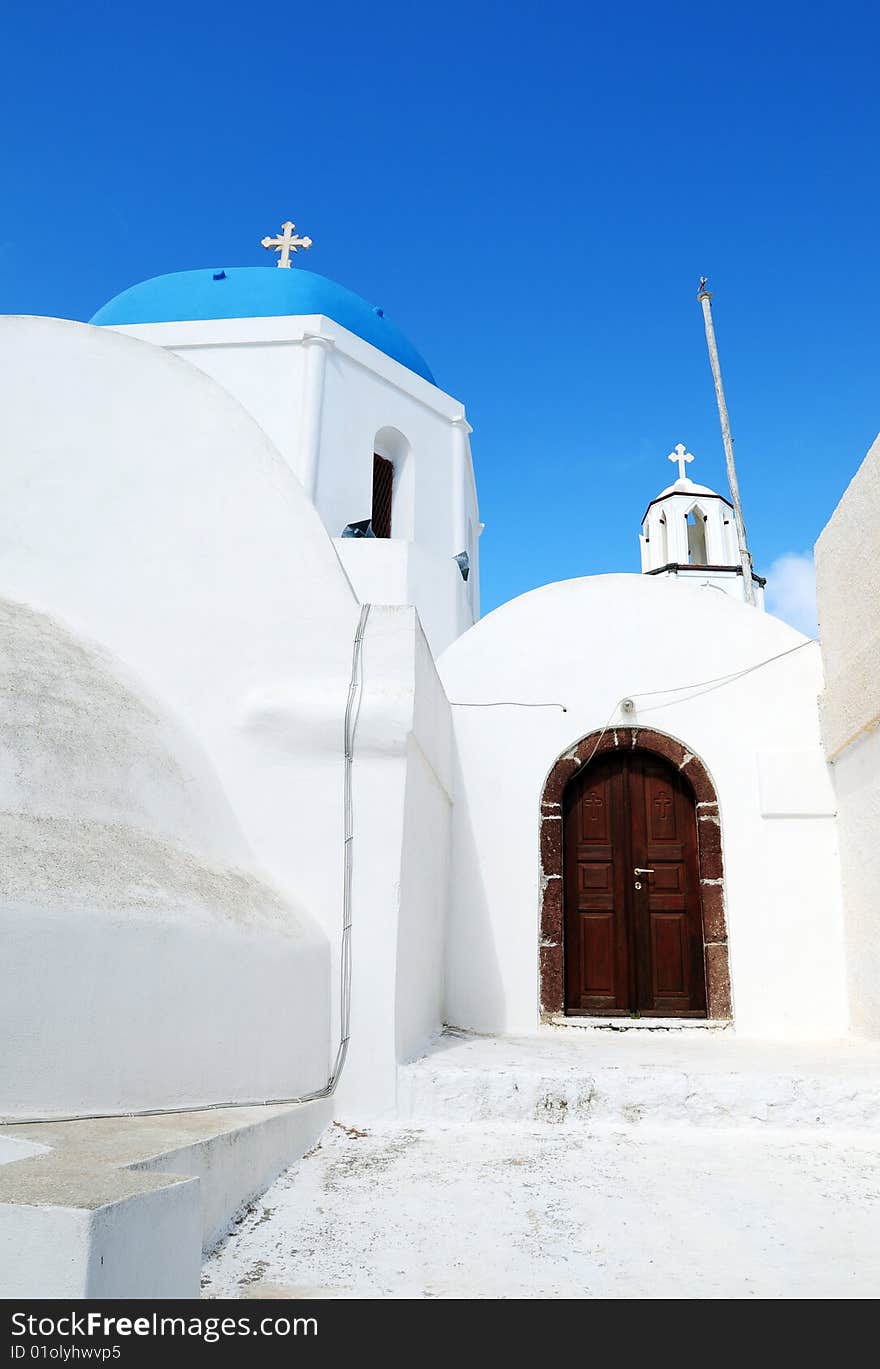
[641,443,734,556]
[638,443,764,606]
[650,442,724,502]
[90,266,435,384]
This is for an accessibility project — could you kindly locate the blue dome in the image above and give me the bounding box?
[90,267,435,384]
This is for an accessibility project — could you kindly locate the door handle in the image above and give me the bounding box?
[633,868,655,875]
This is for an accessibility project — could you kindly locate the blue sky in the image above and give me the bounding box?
[3,2,877,634]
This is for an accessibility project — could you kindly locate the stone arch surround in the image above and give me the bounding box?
[539,727,732,1021]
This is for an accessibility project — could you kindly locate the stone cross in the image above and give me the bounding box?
[668,444,695,482]
[261,221,313,268]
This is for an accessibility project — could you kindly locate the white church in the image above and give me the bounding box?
[1,223,879,1298]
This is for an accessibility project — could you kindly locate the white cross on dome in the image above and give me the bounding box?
[668,444,695,482]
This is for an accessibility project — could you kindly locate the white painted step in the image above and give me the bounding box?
[397,1029,880,1131]
[203,1119,880,1299]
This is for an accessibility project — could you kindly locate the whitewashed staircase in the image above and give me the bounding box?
[397,1027,880,1131]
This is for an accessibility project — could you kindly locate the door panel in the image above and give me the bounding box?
[579,915,615,998]
[630,752,706,1015]
[563,758,629,1012]
[651,914,687,996]
[563,750,707,1017]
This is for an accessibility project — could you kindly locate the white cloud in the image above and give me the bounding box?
[765,552,818,637]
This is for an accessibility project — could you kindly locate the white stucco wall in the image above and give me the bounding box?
[107,314,481,653]
[816,433,880,1036]
[824,731,880,1034]
[439,574,846,1040]
[339,607,452,1118]
[0,315,454,1116]
[334,537,473,656]
[0,317,361,952]
[0,597,329,1116]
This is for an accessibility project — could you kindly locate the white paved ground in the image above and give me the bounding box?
[202,1119,880,1299]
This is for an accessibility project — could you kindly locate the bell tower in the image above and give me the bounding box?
[91,220,481,656]
[639,445,766,607]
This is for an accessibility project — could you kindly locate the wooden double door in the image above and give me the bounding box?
[563,751,707,1017]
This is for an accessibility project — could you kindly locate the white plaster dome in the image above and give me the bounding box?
[653,476,724,501]
[0,313,357,1117]
[0,596,296,929]
[0,597,330,1119]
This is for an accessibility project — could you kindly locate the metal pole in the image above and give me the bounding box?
[696,282,756,606]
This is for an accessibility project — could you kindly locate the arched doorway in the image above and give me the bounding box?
[539,727,732,1021]
[563,749,705,1016]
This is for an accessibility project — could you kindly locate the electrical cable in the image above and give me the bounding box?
[624,638,815,701]
[2,604,373,1128]
[450,701,567,711]
[565,700,624,773]
[624,639,815,715]
[451,638,815,721]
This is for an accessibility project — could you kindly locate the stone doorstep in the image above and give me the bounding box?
[547,1015,731,1032]
[0,1097,331,1300]
[396,1030,880,1131]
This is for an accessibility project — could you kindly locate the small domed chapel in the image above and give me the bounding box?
[1,223,879,1296]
